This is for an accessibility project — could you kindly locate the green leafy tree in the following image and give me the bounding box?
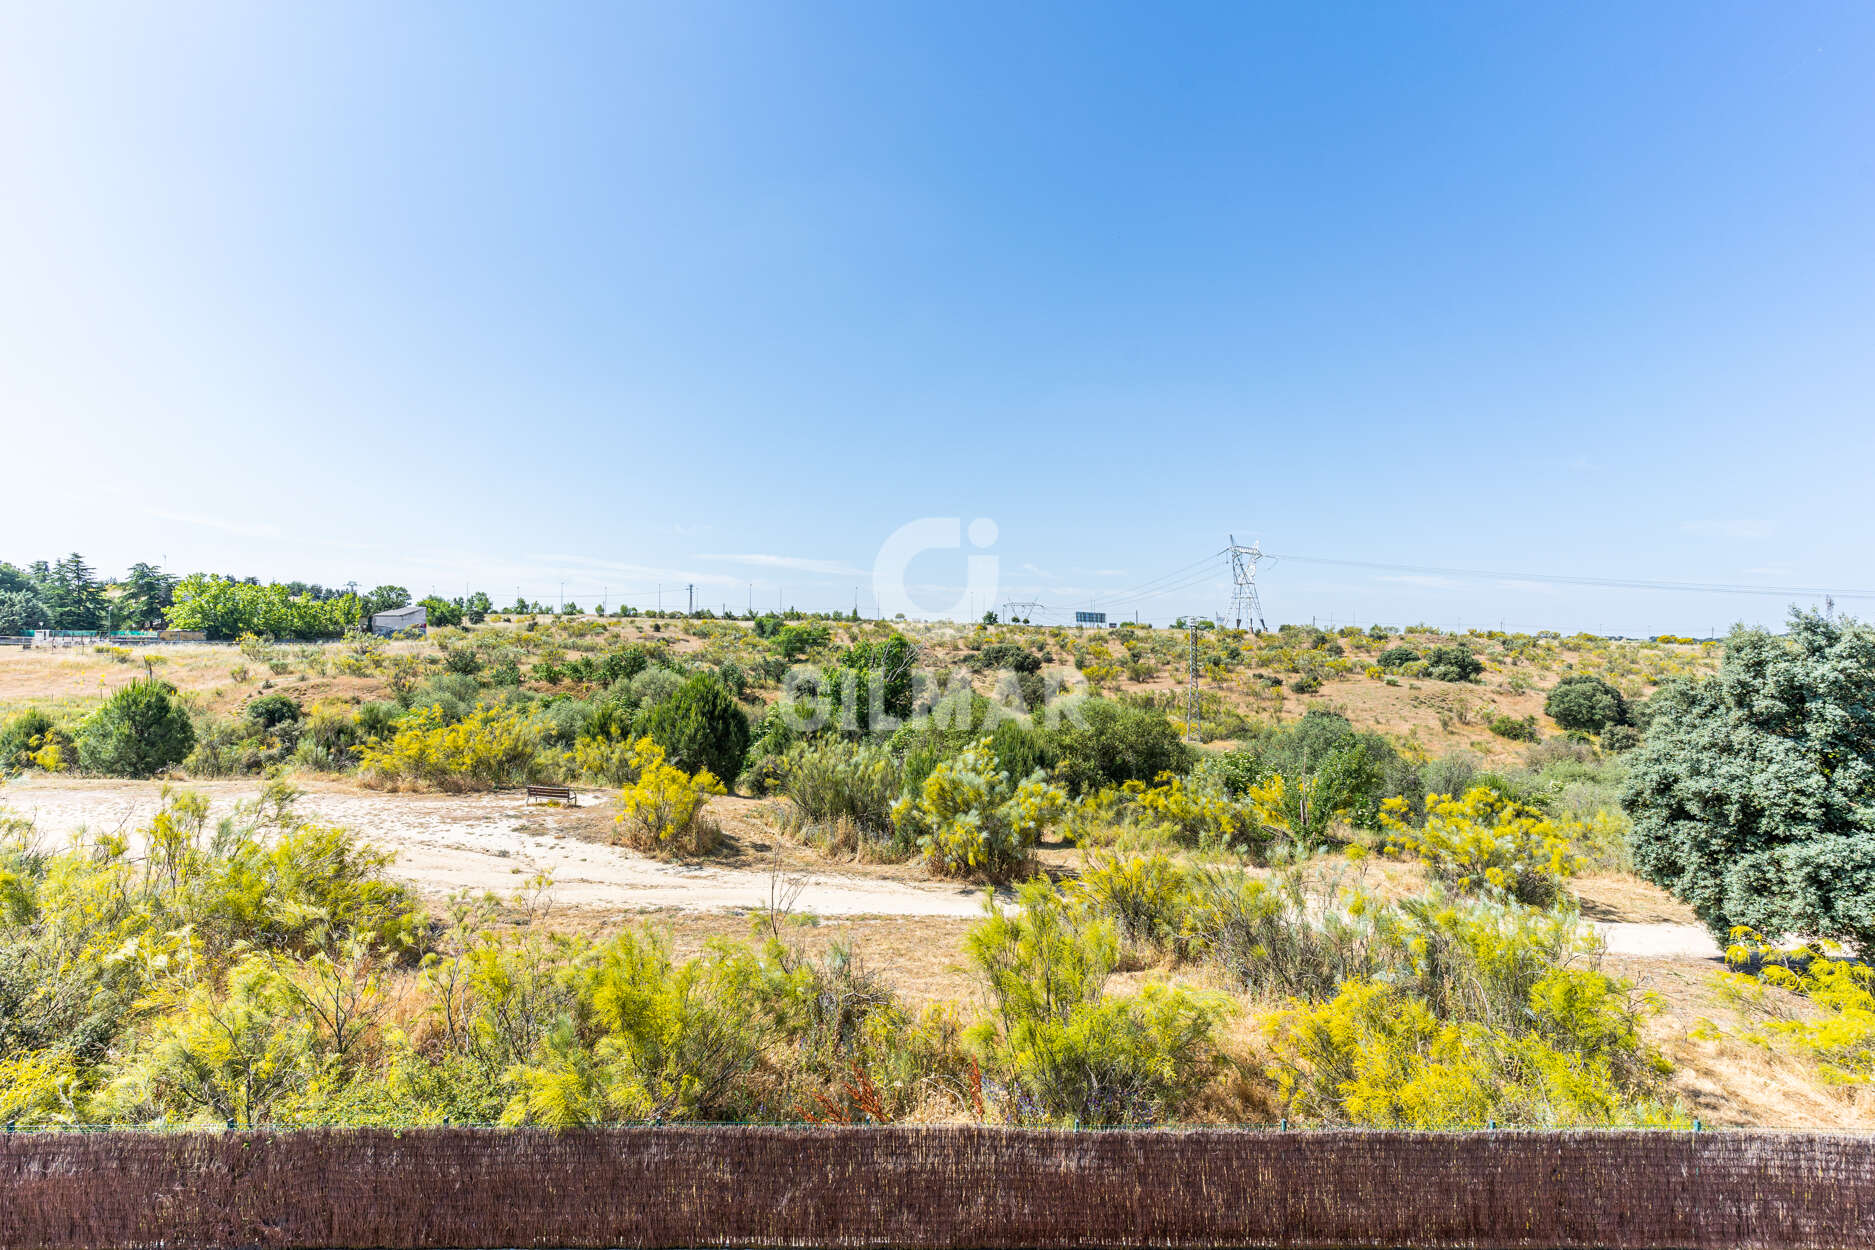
[1601,724,1643,753]
[116,563,177,629]
[244,694,303,731]
[1422,644,1483,683]
[824,632,918,736]
[1042,698,1190,795]
[1544,674,1630,734]
[637,673,751,784]
[0,590,49,635]
[40,553,109,631]
[361,586,411,619]
[419,596,464,628]
[464,591,493,624]
[77,678,197,777]
[167,576,362,640]
[1625,610,1875,956]
[773,622,831,661]
[1220,709,1415,831]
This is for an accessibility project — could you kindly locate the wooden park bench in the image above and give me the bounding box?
[525,784,577,807]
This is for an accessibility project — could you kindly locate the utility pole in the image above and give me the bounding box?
[1187,618,1201,743]
[687,584,694,615]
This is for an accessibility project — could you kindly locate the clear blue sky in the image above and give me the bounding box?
[4,2,1872,633]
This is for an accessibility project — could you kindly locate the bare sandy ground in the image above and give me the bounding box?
[0,777,990,919]
[0,777,1723,957]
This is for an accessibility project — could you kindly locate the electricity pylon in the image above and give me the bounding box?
[1226,535,1270,634]
[1186,618,1201,742]
[1001,600,1045,623]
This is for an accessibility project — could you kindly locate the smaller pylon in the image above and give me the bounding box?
[1186,618,1201,742]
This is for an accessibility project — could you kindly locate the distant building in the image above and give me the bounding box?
[370,604,428,636]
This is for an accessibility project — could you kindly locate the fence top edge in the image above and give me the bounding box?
[6,1124,1875,1142]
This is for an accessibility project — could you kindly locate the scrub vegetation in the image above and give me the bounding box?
[1,553,1866,1127]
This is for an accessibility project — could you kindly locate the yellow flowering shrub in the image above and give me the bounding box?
[1128,773,1257,850]
[0,1049,84,1126]
[1715,929,1875,1083]
[1070,850,1191,946]
[1260,899,1678,1127]
[358,705,549,791]
[1263,978,1682,1128]
[891,738,1067,879]
[1382,787,1585,906]
[1062,774,1259,853]
[572,726,638,787]
[614,737,724,857]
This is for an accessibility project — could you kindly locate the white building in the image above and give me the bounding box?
[369,604,428,636]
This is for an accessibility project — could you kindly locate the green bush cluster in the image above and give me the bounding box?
[75,678,196,778]
[1545,674,1631,734]
[1422,644,1484,684]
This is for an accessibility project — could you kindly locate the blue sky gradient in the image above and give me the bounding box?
[3,2,1872,632]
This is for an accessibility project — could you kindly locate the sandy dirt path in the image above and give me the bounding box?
[0,778,1725,957]
[0,778,990,919]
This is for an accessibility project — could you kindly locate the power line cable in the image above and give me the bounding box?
[1265,554,1875,600]
[1098,551,1227,603]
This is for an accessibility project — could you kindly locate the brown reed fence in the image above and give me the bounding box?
[1,1125,1871,1250]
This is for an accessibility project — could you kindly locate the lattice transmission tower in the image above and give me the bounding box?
[1186,617,1201,742]
[1226,535,1270,634]
[1001,600,1045,623]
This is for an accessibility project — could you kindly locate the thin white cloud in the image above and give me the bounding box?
[697,552,864,576]
[147,509,280,539]
[1682,519,1775,539]
[1497,579,1559,595]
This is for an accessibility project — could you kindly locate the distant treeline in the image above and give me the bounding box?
[2,552,881,640]
[0,554,441,640]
